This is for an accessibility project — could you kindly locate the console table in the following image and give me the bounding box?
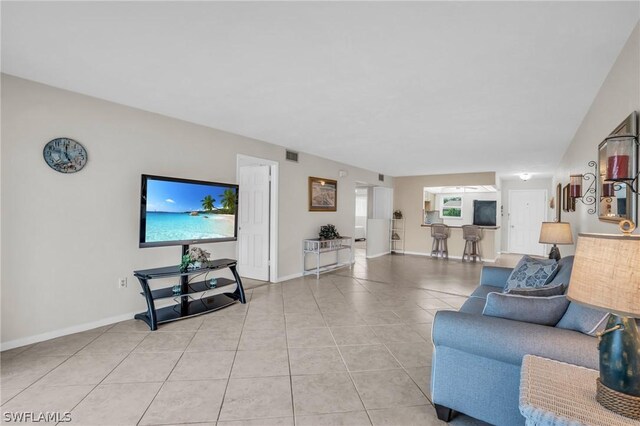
[134,258,246,330]
[519,355,637,426]
[302,237,353,278]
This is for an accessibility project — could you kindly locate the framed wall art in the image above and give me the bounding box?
[309,177,337,212]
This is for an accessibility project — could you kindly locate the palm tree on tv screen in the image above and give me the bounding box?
[201,195,215,212]
[221,189,237,214]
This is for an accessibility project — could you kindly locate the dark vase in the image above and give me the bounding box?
[599,315,640,397]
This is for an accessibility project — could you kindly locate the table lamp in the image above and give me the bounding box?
[567,220,640,419]
[539,222,573,261]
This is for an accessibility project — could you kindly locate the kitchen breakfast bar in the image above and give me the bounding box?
[419,224,500,261]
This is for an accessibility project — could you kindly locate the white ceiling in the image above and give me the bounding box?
[2,1,638,177]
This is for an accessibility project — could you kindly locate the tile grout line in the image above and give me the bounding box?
[380,339,434,404]
[60,327,155,425]
[281,282,297,426]
[367,308,434,407]
[335,269,476,298]
[22,328,111,392]
[135,325,202,426]
[214,298,250,425]
[310,276,375,426]
[1,329,109,408]
[324,272,435,410]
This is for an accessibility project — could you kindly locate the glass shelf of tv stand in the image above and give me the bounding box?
[145,277,237,301]
[134,258,238,279]
[153,295,238,324]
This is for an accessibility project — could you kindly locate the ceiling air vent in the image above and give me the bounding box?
[285,150,299,162]
[378,174,384,182]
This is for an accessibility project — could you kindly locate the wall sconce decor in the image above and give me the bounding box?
[598,112,638,223]
[602,182,615,198]
[555,183,562,222]
[603,134,639,194]
[569,161,597,215]
[562,184,575,212]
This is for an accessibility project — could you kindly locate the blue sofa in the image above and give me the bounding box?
[430,256,599,426]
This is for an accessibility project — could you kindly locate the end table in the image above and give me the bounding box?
[519,355,639,425]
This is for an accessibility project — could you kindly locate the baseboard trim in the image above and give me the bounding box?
[403,251,496,263]
[366,251,391,259]
[282,260,357,281]
[1,311,139,351]
[275,272,304,283]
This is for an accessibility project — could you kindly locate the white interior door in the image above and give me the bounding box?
[366,186,393,258]
[238,165,270,281]
[372,187,393,219]
[508,189,547,256]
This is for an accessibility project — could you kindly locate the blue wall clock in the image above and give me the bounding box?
[43,137,88,173]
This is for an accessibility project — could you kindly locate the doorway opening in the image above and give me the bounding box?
[236,155,279,282]
[507,189,547,256]
[354,186,369,258]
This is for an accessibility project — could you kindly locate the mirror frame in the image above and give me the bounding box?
[598,112,638,223]
[562,184,575,212]
[555,183,562,222]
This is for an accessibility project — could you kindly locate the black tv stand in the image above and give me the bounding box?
[134,250,246,330]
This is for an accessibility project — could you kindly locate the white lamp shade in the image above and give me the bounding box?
[567,232,640,318]
[539,222,573,245]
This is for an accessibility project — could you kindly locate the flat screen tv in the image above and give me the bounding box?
[473,200,497,227]
[139,174,239,248]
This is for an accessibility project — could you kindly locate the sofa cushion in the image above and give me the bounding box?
[470,285,503,300]
[506,256,559,290]
[555,302,609,336]
[506,283,566,297]
[459,296,487,314]
[479,266,513,288]
[547,255,574,286]
[482,293,570,326]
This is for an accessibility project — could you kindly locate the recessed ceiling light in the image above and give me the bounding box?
[520,173,532,181]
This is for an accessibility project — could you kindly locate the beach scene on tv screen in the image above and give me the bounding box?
[145,179,236,243]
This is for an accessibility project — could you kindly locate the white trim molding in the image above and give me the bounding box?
[365,251,391,259]
[1,311,139,351]
[275,272,304,283]
[403,251,496,263]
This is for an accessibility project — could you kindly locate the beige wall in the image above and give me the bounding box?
[554,22,640,255]
[0,75,392,347]
[393,172,497,258]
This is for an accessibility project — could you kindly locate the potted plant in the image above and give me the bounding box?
[180,247,211,271]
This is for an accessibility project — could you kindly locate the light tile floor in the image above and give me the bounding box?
[1,249,500,425]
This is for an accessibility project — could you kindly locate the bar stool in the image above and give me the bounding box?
[431,224,450,259]
[462,225,483,262]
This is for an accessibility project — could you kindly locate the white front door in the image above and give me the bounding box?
[238,165,270,281]
[508,189,547,256]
